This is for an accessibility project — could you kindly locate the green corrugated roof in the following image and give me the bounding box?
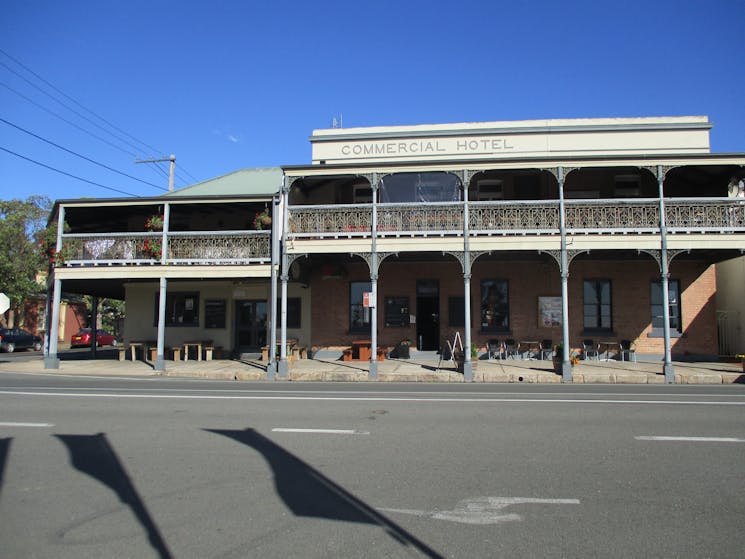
[164,167,282,198]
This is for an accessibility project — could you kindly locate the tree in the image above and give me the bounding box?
[0,196,51,327]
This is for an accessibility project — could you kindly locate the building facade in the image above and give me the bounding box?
[43,117,745,381]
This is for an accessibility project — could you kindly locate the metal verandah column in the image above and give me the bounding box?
[369,174,379,380]
[44,205,64,370]
[658,166,675,382]
[462,171,474,381]
[558,167,573,382]
[278,176,290,379]
[154,204,171,372]
[267,193,280,380]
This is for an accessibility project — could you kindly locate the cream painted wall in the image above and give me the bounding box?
[123,279,311,353]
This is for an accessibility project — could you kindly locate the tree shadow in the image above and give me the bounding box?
[206,428,443,558]
[0,438,10,497]
[55,433,173,559]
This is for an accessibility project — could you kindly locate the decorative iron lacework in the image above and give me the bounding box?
[469,201,559,232]
[565,199,660,231]
[288,204,372,236]
[664,199,745,231]
[61,232,270,264]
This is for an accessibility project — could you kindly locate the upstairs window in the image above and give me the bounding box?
[583,280,612,332]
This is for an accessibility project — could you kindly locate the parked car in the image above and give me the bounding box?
[0,328,43,353]
[70,328,118,348]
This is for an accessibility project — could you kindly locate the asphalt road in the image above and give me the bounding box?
[0,373,743,558]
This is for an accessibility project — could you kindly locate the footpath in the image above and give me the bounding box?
[0,353,743,384]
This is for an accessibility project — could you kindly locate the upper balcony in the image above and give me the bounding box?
[287,198,745,239]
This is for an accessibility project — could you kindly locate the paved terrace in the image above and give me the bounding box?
[1,351,743,384]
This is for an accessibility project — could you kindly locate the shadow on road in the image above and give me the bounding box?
[206,427,443,558]
[55,433,173,559]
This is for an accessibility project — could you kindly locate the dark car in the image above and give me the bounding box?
[70,328,118,348]
[0,328,43,353]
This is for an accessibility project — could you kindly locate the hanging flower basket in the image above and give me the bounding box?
[141,239,162,259]
[145,214,164,231]
[253,209,272,230]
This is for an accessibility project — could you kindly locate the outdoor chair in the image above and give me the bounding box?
[504,339,519,359]
[487,339,503,360]
[583,339,599,360]
[540,339,553,360]
[619,339,636,362]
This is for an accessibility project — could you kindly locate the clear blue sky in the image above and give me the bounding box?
[1,0,744,201]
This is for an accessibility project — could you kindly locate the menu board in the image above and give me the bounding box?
[205,299,226,329]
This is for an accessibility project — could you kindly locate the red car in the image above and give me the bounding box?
[70,329,118,348]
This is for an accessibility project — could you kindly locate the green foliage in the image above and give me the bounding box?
[85,296,126,335]
[0,196,51,319]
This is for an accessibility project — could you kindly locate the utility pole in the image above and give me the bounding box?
[136,154,176,191]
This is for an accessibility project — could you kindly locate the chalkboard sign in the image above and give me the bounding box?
[384,296,409,327]
[205,299,226,329]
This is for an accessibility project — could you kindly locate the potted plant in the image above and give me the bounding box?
[37,221,71,266]
[141,238,162,259]
[553,343,580,373]
[253,209,272,230]
[145,214,164,231]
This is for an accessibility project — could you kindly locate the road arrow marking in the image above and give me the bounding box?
[379,496,580,525]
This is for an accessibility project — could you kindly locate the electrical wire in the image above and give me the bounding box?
[0,145,139,197]
[0,47,163,156]
[1,82,138,157]
[0,117,168,191]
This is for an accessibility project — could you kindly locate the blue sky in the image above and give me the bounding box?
[1,0,744,201]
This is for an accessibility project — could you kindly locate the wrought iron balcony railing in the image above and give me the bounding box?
[59,231,271,266]
[286,198,745,238]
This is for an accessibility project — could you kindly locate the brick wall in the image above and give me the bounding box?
[309,256,718,356]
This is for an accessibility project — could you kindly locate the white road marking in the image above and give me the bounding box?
[272,428,369,435]
[379,496,580,525]
[0,421,54,428]
[635,436,745,443]
[0,390,743,406]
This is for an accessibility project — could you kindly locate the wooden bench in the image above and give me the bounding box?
[118,347,127,361]
[170,347,181,361]
[342,348,353,361]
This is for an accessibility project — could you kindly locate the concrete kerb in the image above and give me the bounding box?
[0,355,742,384]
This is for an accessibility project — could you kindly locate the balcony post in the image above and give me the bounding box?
[558,167,572,381]
[44,205,64,370]
[462,171,473,380]
[657,166,675,382]
[155,276,167,372]
[267,194,281,380]
[369,174,379,379]
[279,176,290,378]
[160,203,170,265]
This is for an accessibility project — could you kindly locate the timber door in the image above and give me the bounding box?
[234,300,267,354]
[416,279,440,350]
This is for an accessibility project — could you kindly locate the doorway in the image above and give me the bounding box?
[416,280,439,350]
[234,300,267,354]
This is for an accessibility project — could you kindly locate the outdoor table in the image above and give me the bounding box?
[519,340,540,360]
[597,340,618,361]
[352,339,372,361]
[183,340,212,361]
[127,341,151,361]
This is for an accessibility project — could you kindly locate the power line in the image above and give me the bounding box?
[0,47,164,157]
[0,145,139,197]
[0,60,149,157]
[1,82,138,157]
[0,117,168,191]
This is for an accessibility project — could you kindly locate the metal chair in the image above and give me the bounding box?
[619,339,636,362]
[504,339,519,359]
[487,339,503,360]
[583,339,599,360]
[540,339,554,360]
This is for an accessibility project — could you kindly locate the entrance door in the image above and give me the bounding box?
[234,300,267,354]
[416,280,439,350]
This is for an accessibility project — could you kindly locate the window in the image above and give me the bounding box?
[353,185,373,203]
[475,179,503,201]
[384,296,409,327]
[480,280,509,331]
[448,296,465,327]
[154,292,199,327]
[583,280,612,331]
[651,280,682,334]
[614,174,641,198]
[276,297,301,329]
[350,281,372,332]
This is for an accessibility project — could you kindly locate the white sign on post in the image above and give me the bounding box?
[0,293,9,315]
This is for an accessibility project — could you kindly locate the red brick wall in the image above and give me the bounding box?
[309,256,718,356]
